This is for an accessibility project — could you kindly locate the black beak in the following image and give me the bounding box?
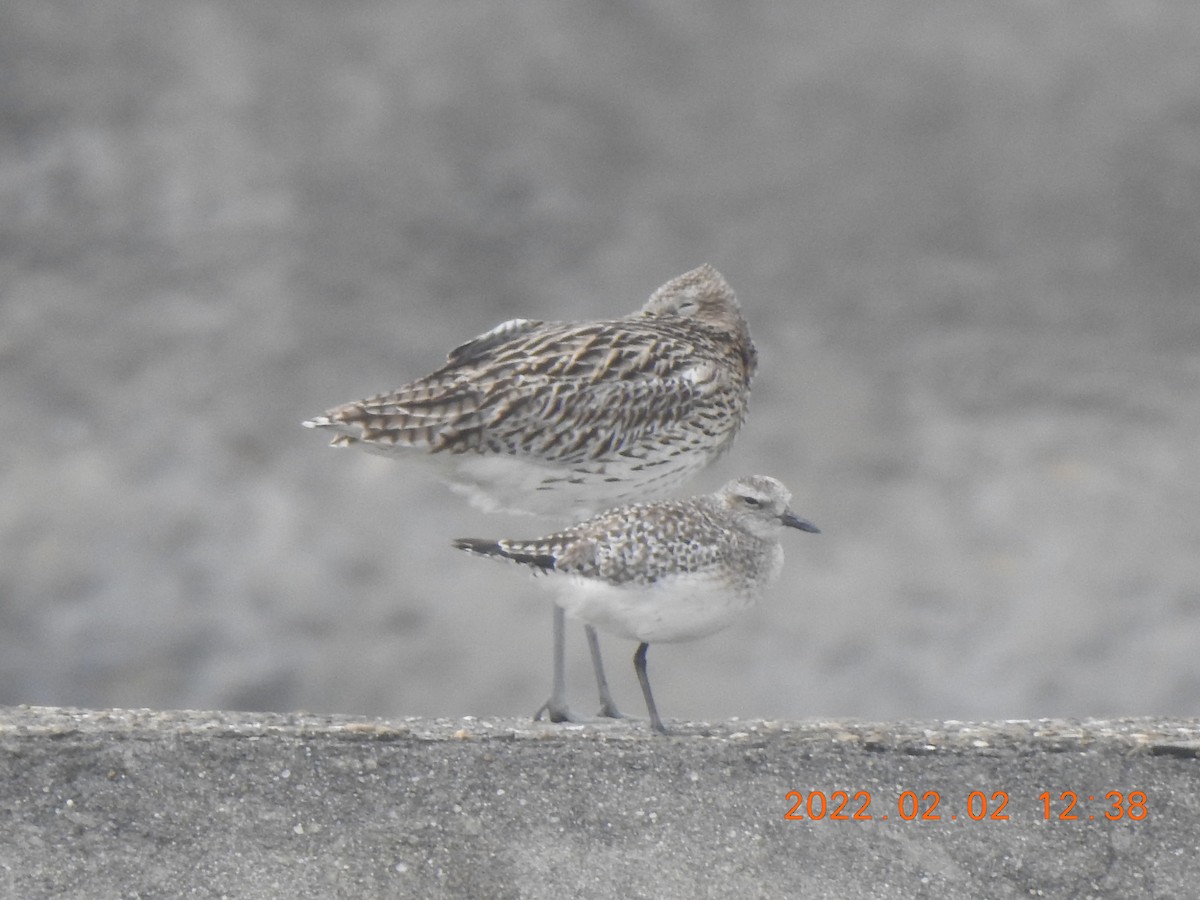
[781,511,820,534]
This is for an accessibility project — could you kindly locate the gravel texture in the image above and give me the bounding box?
[2,707,1198,899]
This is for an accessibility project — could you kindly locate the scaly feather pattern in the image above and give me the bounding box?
[455,475,818,594]
[453,475,820,733]
[304,264,757,516]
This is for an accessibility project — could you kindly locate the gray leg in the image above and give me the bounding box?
[633,642,667,734]
[533,605,576,722]
[586,625,622,719]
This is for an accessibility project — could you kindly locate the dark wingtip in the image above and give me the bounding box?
[453,538,557,572]
[453,538,503,556]
[512,551,557,572]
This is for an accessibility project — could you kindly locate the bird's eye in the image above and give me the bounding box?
[676,299,700,316]
[740,495,762,508]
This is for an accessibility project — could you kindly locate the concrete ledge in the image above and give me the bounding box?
[1,707,1197,898]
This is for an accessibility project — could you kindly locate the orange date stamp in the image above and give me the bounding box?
[783,790,1148,822]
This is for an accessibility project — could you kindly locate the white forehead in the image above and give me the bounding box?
[723,475,791,506]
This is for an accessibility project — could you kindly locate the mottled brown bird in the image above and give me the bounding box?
[305,264,756,722]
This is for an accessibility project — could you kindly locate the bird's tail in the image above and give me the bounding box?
[452,538,556,573]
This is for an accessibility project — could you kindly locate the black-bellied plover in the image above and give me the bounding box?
[453,475,819,734]
[304,265,756,722]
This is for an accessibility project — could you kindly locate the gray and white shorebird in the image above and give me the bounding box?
[453,475,819,733]
[304,264,756,722]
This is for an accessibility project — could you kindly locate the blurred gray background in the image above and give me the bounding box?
[3,1,1198,724]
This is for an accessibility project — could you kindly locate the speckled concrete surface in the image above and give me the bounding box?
[2,707,1198,898]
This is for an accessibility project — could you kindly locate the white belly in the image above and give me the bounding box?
[550,572,762,644]
[440,453,705,517]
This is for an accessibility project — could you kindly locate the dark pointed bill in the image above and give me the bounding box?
[780,511,820,534]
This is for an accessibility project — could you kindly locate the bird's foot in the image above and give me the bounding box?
[535,698,639,726]
[533,698,585,724]
[596,699,624,720]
